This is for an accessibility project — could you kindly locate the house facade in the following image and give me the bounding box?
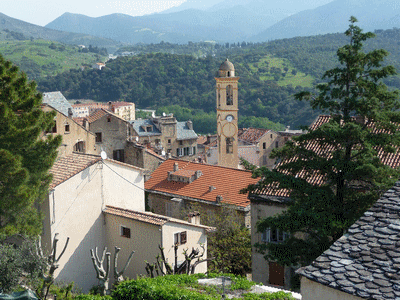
[41,104,98,157]
[87,109,134,162]
[145,158,259,228]
[41,153,210,292]
[131,114,198,160]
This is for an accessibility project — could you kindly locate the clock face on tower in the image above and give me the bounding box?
[226,115,234,122]
[222,122,237,137]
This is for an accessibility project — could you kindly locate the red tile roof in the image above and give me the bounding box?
[238,128,271,143]
[104,205,169,225]
[86,109,108,124]
[145,159,259,208]
[49,153,101,189]
[104,205,214,231]
[252,115,400,199]
[72,117,86,126]
[112,102,134,108]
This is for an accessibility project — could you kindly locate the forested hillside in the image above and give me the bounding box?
[36,28,400,132]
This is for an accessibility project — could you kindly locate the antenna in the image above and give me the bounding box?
[100,151,107,160]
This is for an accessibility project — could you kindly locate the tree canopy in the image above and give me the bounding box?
[0,54,61,237]
[243,17,400,267]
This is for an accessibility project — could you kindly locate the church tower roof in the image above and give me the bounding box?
[219,59,235,71]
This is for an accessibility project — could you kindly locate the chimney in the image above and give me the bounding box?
[194,170,202,179]
[166,152,171,159]
[173,162,179,172]
[209,186,216,192]
[187,120,193,130]
[286,125,290,132]
[216,195,223,203]
[68,108,73,118]
[188,211,201,225]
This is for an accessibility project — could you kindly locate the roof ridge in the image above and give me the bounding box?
[166,158,252,173]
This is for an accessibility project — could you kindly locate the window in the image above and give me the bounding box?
[263,142,266,149]
[176,148,183,157]
[270,134,273,139]
[168,139,171,144]
[174,231,187,245]
[95,132,102,143]
[275,141,279,148]
[107,116,111,122]
[120,226,131,238]
[179,140,183,146]
[52,121,57,133]
[113,149,125,162]
[192,146,196,155]
[74,141,85,153]
[226,85,233,105]
[64,124,70,133]
[184,147,189,156]
[226,137,233,153]
[261,228,289,243]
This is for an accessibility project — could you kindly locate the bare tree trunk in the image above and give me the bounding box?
[90,247,111,295]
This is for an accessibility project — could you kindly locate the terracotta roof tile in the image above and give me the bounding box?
[104,205,169,226]
[197,136,207,145]
[252,115,400,199]
[145,159,259,208]
[86,109,108,124]
[72,117,86,126]
[49,153,101,189]
[104,205,214,231]
[111,101,134,108]
[238,128,270,144]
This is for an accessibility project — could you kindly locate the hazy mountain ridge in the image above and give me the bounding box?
[0,13,121,52]
[251,0,400,41]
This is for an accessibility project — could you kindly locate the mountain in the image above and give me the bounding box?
[44,0,333,45]
[0,13,120,52]
[251,0,400,42]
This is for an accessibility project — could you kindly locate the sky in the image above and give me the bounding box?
[1,0,188,26]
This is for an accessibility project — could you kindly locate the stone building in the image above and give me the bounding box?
[216,59,239,168]
[72,101,135,121]
[41,104,97,158]
[131,114,198,160]
[145,158,259,228]
[124,141,165,180]
[87,109,134,162]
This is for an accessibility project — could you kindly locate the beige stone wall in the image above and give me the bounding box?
[104,213,161,281]
[114,104,135,121]
[258,131,280,169]
[251,201,288,287]
[301,277,363,300]
[162,222,208,273]
[147,192,248,227]
[90,114,132,160]
[42,106,98,158]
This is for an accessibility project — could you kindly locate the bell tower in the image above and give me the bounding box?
[216,59,239,168]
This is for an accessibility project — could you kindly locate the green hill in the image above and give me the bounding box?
[0,31,107,79]
[32,27,400,132]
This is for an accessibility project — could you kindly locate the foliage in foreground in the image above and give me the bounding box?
[243,16,400,268]
[112,274,293,300]
[0,237,47,293]
[0,54,61,237]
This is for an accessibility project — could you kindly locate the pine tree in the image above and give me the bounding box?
[0,55,61,237]
[244,17,400,267]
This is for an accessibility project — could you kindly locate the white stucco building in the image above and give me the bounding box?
[41,153,210,292]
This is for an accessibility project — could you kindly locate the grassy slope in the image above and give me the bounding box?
[0,32,107,79]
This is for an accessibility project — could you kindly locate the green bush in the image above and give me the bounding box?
[242,292,295,300]
[74,295,112,300]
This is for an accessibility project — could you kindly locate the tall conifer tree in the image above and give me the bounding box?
[244,17,400,267]
[0,55,61,237]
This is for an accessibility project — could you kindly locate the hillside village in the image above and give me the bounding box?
[4,12,400,300]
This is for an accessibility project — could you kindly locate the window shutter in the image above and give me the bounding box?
[180,231,187,244]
